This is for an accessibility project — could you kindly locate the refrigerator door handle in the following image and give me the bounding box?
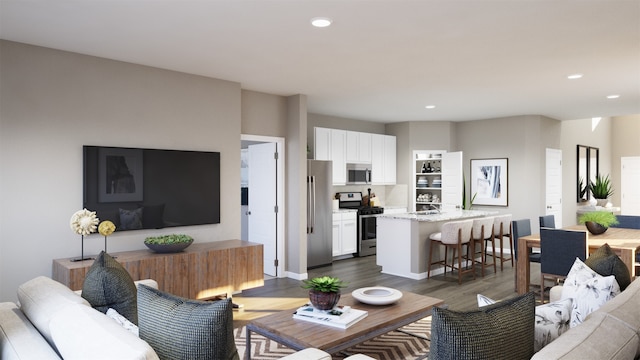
[310,176,316,233]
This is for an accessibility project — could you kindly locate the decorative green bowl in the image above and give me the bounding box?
[144,234,193,253]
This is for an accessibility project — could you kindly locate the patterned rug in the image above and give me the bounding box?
[235,317,431,360]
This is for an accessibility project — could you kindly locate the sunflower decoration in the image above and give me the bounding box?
[99,220,116,253]
[99,220,116,236]
[69,209,99,261]
[70,208,100,235]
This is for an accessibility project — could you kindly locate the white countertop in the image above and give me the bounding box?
[378,209,498,222]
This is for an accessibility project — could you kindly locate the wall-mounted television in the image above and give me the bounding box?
[83,145,220,232]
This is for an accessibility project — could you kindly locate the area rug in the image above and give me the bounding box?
[235,316,431,360]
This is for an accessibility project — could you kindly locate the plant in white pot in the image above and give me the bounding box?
[589,173,614,207]
[301,276,347,310]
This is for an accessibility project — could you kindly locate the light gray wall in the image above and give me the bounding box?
[611,115,640,211]
[241,90,288,137]
[0,40,244,300]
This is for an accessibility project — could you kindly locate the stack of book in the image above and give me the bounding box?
[292,304,368,329]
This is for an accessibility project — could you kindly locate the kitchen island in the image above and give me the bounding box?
[376,210,498,279]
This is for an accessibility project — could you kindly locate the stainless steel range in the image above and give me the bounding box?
[337,191,384,257]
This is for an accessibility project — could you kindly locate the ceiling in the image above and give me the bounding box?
[1,1,639,123]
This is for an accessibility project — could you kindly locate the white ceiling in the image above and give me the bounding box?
[1,0,639,123]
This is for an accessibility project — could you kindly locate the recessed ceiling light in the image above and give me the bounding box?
[606,94,620,99]
[311,17,332,27]
[567,74,583,80]
[425,105,436,109]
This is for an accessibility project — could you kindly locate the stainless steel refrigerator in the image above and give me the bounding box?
[307,160,333,269]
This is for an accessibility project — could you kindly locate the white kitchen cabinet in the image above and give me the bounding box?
[346,131,372,164]
[332,211,357,256]
[413,150,463,212]
[314,127,346,185]
[371,134,396,185]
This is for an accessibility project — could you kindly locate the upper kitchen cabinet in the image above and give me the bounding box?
[371,134,396,185]
[346,131,372,164]
[315,127,395,186]
[315,127,346,185]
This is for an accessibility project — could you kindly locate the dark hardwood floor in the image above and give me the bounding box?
[233,255,538,327]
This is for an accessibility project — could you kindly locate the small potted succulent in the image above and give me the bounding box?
[301,276,347,310]
[589,173,614,207]
[579,211,619,235]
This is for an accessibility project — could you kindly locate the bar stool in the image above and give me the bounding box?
[471,217,496,277]
[493,214,514,271]
[427,219,475,284]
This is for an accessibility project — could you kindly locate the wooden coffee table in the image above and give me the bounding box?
[245,290,444,359]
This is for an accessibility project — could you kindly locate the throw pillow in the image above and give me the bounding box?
[561,258,620,328]
[585,243,631,291]
[534,298,572,352]
[430,292,535,360]
[119,207,143,230]
[137,284,239,360]
[81,251,138,325]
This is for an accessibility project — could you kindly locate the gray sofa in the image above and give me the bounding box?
[532,277,640,359]
[0,276,371,360]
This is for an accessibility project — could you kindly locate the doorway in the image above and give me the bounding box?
[241,134,285,277]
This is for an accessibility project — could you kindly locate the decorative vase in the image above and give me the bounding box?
[585,221,608,235]
[308,290,341,310]
[596,199,609,207]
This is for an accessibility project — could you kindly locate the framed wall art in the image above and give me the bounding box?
[98,147,144,203]
[470,158,508,206]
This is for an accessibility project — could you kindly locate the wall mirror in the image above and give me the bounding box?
[576,145,599,202]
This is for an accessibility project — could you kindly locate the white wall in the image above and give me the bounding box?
[0,41,242,301]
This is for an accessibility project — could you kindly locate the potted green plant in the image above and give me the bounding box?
[589,173,614,206]
[301,276,347,310]
[579,211,619,235]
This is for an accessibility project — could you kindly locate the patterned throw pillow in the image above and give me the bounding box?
[137,284,239,360]
[561,258,620,328]
[534,298,572,352]
[430,292,535,360]
[81,251,138,325]
[585,243,631,291]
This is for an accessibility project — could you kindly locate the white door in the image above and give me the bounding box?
[545,148,563,228]
[248,142,277,276]
[621,157,640,215]
[442,151,463,211]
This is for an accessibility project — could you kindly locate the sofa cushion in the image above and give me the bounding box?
[81,251,138,325]
[430,292,535,360]
[137,284,239,360]
[0,302,62,360]
[597,276,640,332]
[534,298,572,352]
[585,243,631,291]
[530,312,639,360]
[17,276,90,348]
[49,303,158,360]
[561,258,620,328]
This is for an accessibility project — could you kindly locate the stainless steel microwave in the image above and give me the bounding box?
[346,163,371,184]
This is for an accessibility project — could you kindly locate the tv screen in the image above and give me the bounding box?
[83,145,220,232]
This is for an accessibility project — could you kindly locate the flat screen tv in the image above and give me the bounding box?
[83,145,220,232]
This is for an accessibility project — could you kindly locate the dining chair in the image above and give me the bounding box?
[471,217,496,277]
[512,219,540,291]
[428,219,475,284]
[611,215,640,229]
[493,215,513,271]
[539,215,556,229]
[539,228,588,303]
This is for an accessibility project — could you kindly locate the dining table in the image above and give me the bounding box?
[516,225,640,295]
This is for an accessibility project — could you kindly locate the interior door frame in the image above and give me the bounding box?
[241,134,286,277]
